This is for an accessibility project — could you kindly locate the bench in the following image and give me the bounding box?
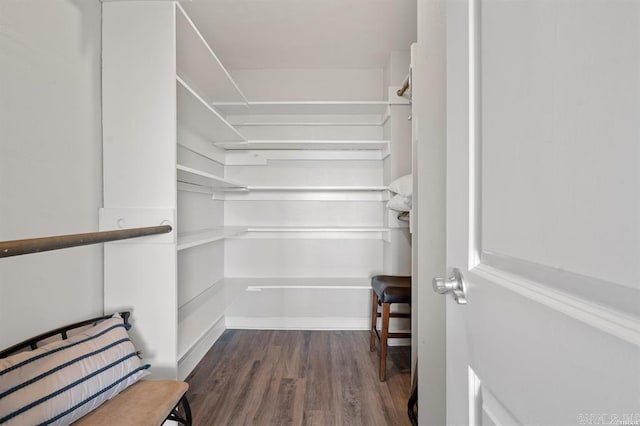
[0,312,192,426]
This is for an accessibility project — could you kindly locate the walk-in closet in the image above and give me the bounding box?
[100,0,416,382]
[4,0,639,424]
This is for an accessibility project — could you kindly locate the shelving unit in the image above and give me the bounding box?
[216,83,394,331]
[103,0,411,381]
[174,4,248,380]
[103,1,249,381]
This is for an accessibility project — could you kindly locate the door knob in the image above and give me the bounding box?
[432,268,467,304]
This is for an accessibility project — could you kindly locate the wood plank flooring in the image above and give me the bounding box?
[185,330,412,426]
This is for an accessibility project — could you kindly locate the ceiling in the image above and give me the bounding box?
[181,0,417,70]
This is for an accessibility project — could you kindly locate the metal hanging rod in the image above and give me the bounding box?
[0,225,172,258]
[397,211,410,222]
[397,72,411,97]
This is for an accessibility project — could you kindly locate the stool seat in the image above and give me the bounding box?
[370,275,412,381]
[372,275,411,304]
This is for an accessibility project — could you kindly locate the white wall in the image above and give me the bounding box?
[0,0,103,348]
[229,68,383,101]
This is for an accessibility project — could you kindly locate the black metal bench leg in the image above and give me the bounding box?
[182,394,193,426]
[167,394,193,425]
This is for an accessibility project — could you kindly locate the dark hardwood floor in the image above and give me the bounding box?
[185,330,412,426]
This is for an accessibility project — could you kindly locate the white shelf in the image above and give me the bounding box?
[176,77,246,143]
[177,164,247,190]
[247,185,388,192]
[246,227,389,232]
[233,227,391,241]
[215,140,390,151]
[224,277,372,290]
[177,277,250,361]
[229,121,383,127]
[177,227,248,250]
[212,101,389,116]
[178,279,243,360]
[175,3,247,104]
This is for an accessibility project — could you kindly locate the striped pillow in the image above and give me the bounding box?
[0,315,149,425]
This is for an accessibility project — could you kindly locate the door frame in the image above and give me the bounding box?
[412,0,448,424]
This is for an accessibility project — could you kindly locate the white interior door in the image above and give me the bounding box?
[443,0,640,424]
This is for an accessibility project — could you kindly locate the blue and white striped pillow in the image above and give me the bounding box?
[0,315,149,425]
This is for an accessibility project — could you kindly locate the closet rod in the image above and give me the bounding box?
[397,73,411,97]
[0,225,172,258]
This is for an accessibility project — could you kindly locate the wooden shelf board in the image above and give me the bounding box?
[175,3,247,104]
[176,77,246,143]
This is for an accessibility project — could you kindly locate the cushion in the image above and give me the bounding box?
[372,275,412,304]
[0,315,149,425]
[388,174,412,196]
[387,193,412,212]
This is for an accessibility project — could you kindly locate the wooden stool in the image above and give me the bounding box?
[369,275,411,381]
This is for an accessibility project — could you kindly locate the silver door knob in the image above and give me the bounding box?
[432,268,467,304]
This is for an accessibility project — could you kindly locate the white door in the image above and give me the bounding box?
[442,0,640,424]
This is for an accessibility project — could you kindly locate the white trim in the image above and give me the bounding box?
[177,227,247,250]
[177,181,214,195]
[176,164,247,190]
[472,264,640,347]
[482,385,521,426]
[225,316,370,330]
[468,0,481,269]
[225,316,410,346]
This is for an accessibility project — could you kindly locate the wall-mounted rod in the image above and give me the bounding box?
[397,72,411,97]
[397,211,410,222]
[0,225,172,258]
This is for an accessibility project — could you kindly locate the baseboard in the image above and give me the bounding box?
[226,316,410,346]
[225,316,370,330]
[177,315,226,380]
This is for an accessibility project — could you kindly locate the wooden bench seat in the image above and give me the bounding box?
[74,380,190,426]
